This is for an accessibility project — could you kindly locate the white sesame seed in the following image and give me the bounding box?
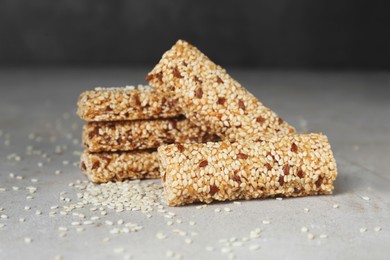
[304,208,310,213]
[12,186,19,191]
[19,218,25,223]
[360,227,367,233]
[189,221,196,226]
[205,246,214,251]
[185,238,192,244]
[0,188,6,192]
[221,247,231,254]
[105,221,113,226]
[113,248,125,254]
[262,220,271,224]
[71,222,80,226]
[24,237,32,244]
[166,251,174,257]
[307,233,315,240]
[301,227,308,233]
[333,204,339,208]
[9,173,15,178]
[0,223,5,228]
[233,201,242,205]
[76,227,85,232]
[58,227,68,232]
[59,233,66,238]
[167,221,173,226]
[54,255,62,260]
[249,244,260,251]
[31,179,38,183]
[1,214,8,219]
[361,196,370,201]
[319,234,328,239]
[156,232,167,240]
[224,207,231,212]
[374,227,382,232]
[214,208,221,213]
[16,176,23,180]
[37,162,43,167]
[83,221,93,225]
[276,197,283,201]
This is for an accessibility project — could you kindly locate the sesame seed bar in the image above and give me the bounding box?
[158,133,337,206]
[80,150,160,183]
[147,40,296,141]
[82,118,221,152]
[77,85,181,122]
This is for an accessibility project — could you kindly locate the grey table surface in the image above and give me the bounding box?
[0,68,389,260]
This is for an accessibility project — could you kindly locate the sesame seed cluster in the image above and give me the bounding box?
[77,85,181,122]
[158,133,337,206]
[82,118,220,153]
[147,40,296,141]
[80,150,160,183]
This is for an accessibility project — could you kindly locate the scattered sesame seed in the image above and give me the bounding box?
[0,188,6,192]
[71,222,80,226]
[31,179,38,183]
[184,238,192,244]
[276,197,283,201]
[19,218,25,223]
[37,162,43,167]
[319,234,328,239]
[105,221,113,226]
[24,237,32,244]
[262,220,271,224]
[58,227,68,232]
[54,255,62,260]
[307,233,315,240]
[16,176,23,180]
[333,204,339,208]
[304,208,310,213]
[1,214,8,219]
[114,248,125,254]
[374,227,382,232]
[12,186,19,191]
[59,233,66,238]
[166,251,174,257]
[249,244,260,251]
[156,232,167,240]
[83,221,93,225]
[9,173,15,178]
[221,247,231,254]
[360,227,367,233]
[35,210,42,215]
[189,221,196,226]
[224,207,231,212]
[301,227,308,233]
[167,221,173,226]
[76,227,85,232]
[233,201,242,205]
[361,196,370,201]
[214,208,221,213]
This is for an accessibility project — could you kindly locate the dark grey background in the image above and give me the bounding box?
[1,0,390,69]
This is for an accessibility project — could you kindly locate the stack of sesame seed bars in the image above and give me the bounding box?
[77,85,220,183]
[77,39,337,207]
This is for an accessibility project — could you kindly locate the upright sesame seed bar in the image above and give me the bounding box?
[158,133,337,206]
[147,40,296,141]
[82,118,220,152]
[77,85,181,122]
[80,150,160,183]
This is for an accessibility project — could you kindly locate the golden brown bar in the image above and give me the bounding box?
[80,150,160,183]
[147,40,296,142]
[82,118,220,152]
[158,133,337,206]
[77,85,181,122]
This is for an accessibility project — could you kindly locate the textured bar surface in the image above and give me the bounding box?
[147,40,296,141]
[83,118,220,152]
[77,85,181,122]
[80,150,160,183]
[158,133,337,206]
